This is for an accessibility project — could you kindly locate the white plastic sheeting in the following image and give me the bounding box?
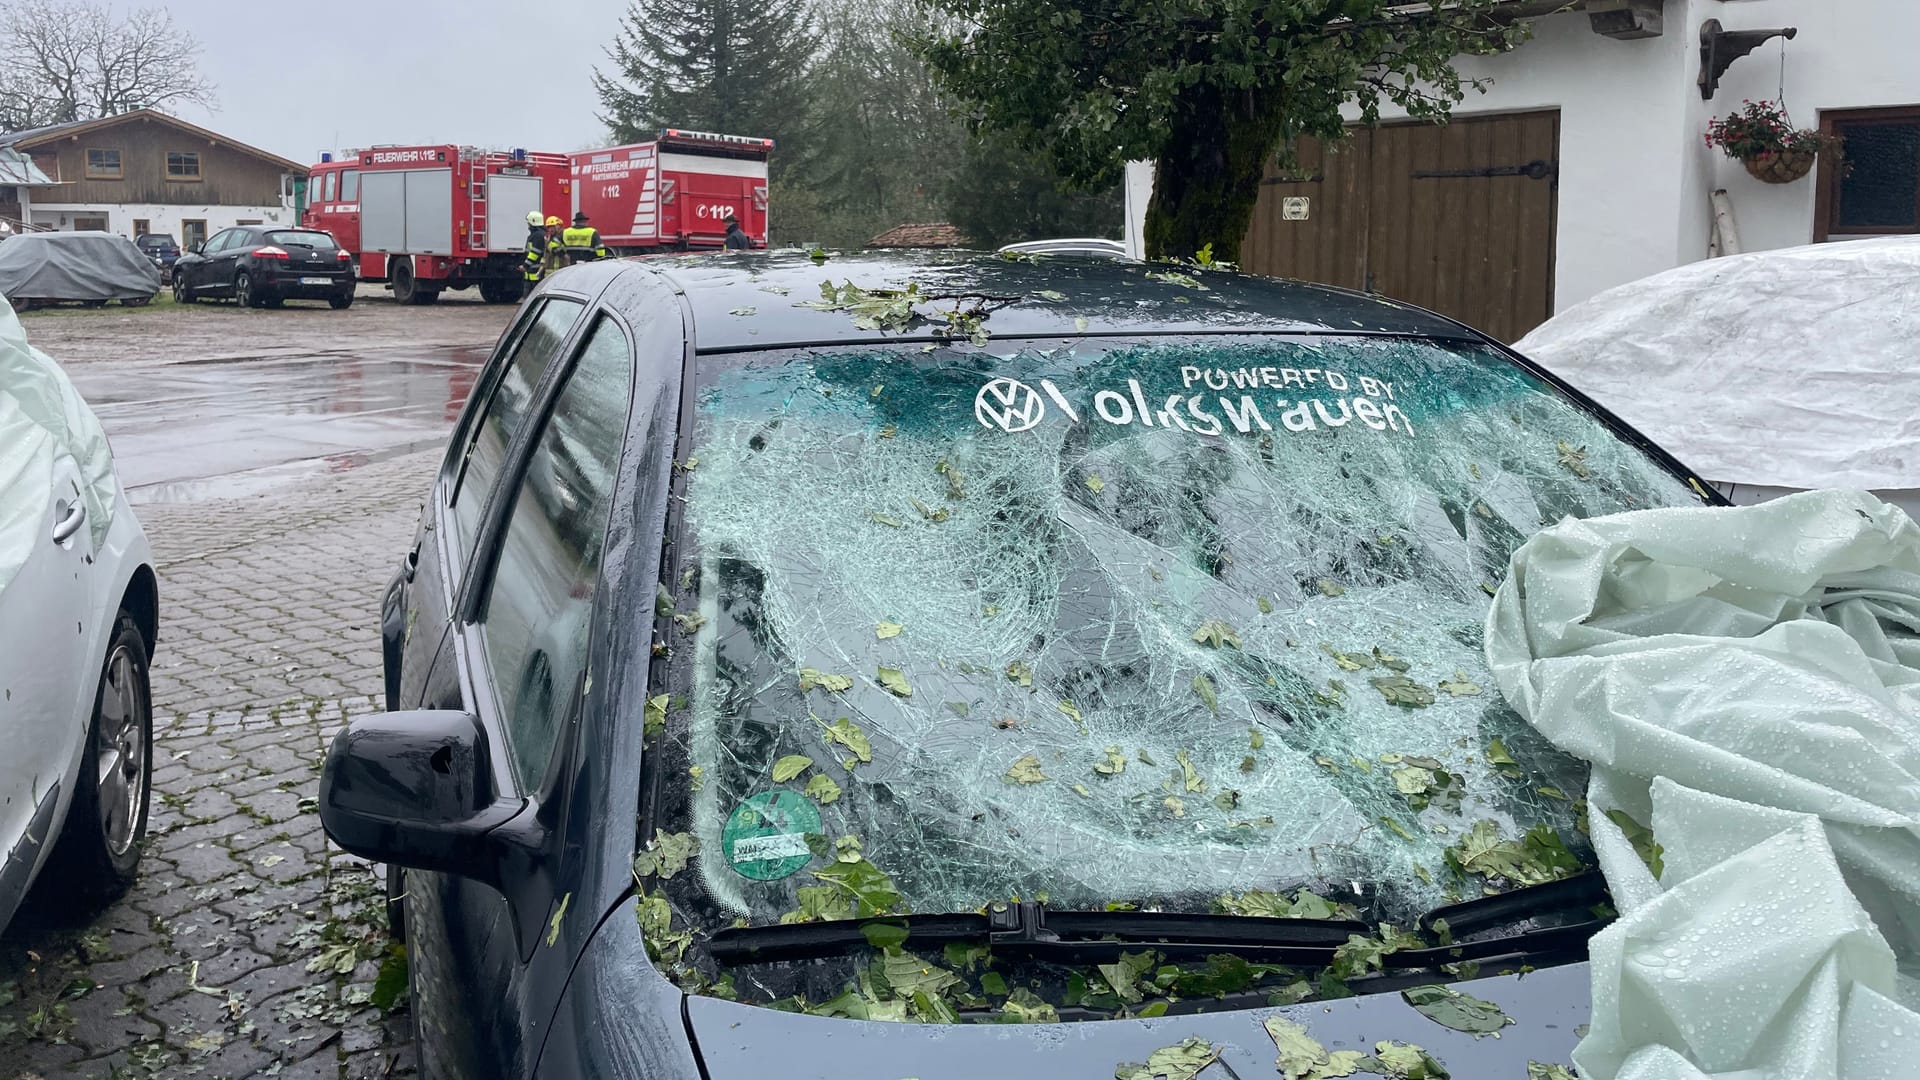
[0,298,116,592]
[1512,238,1920,494]
[1486,490,1920,1079]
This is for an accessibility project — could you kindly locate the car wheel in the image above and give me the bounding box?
[236,271,261,308]
[42,612,152,906]
[329,289,354,310]
[172,276,194,304]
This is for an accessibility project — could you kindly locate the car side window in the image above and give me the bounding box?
[449,297,585,548]
[340,169,360,201]
[477,316,634,790]
[323,171,337,202]
[204,229,232,253]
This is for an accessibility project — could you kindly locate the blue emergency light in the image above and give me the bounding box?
[320,153,332,163]
[512,148,527,161]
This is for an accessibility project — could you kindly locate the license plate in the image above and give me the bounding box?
[300,277,332,286]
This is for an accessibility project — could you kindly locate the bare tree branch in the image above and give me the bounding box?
[0,1,215,131]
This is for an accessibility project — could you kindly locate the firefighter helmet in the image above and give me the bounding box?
[526,210,544,227]
[545,216,563,227]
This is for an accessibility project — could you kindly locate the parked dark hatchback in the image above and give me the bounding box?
[134,232,179,275]
[172,225,355,308]
[320,251,1716,1079]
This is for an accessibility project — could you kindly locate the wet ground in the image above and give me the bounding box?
[41,289,513,507]
[2,295,512,1078]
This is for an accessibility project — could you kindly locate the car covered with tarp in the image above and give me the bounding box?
[1514,237,1920,521]
[0,230,161,309]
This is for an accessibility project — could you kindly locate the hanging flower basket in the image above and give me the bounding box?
[1706,100,1840,186]
[1743,149,1818,184]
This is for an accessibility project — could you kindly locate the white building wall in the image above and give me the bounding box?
[27,202,296,239]
[1125,0,1920,313]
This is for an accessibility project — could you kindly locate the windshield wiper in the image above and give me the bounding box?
[1384,872,1611,969]
[706,899,1369,966]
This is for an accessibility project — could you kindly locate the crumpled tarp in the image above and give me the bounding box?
[0,230,161,303]
[1486,489,1920,1079]
[1512,238,1920,493]
[0,297,116,592]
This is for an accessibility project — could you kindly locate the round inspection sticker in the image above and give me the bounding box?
[721,790,822,881]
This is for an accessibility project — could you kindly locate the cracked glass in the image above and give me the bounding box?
[645,334,1700,957]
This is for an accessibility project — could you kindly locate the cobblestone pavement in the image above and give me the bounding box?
[0,440,446,1077]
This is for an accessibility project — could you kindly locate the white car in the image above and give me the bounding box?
[0,298,157,932]
[996,237,1133,259]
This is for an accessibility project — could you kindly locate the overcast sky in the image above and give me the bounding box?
[163,0,629,162]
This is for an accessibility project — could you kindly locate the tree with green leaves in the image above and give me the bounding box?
[914,1,1529,262]
[946,130,1122,250]
[593,0,818,179]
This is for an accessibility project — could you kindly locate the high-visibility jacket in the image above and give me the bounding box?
[523,226,547,282]
[558,226,608,264]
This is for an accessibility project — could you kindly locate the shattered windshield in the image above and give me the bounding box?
[639,334,1698,1008]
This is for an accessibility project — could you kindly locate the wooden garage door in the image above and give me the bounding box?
[1241,111,1559,343]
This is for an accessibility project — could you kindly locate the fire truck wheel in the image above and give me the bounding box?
[391,257,420,305]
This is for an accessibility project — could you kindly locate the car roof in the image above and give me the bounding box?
[620,249,1478,353]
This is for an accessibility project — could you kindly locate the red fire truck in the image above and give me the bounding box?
[569,130,771,253]
[303,145,571,304]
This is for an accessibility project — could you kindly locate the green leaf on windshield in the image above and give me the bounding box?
[1034,289,1067,302]
[1096,950,1158,1004]
[1556,440,1591,479]
[798,668,854,693]
[1145,270,1209,291]
[1215,887,1358,921]
[643,694,670,739]
[1402,984,1512,1037]
[1006,660,1034,687]
[1265,1015,1366,1080]
[1485,738,1521,777]
[875,620,904,639]
[1086,472,1106,493]
[779,885,855,925]
[1438,672,1482,696]
[804,773,842,804]
[1317,578,1346,597]
[871,511,906,528]
[1446,820,1586,886]
[1257,595,1274,614]
[771,755,813,782]
[861,922,910,950]
[877,667,912,697]
[1322,644,1374,671]
[636,889,691,964]
[979,971,1009,996]
[1371,647,1410,673]
[810,857,903,916]
[1174,749,1206,793]
[1163,795,1186,818]
[880,949,962,999]
[1371,675,1436,708]
[632,830,698,880]
[1114,1037,1219,1080]
[1193,675,1218,713]
[1249,728,1265,749]
[1604,809,1666,879]
[1005,754,1048,784]
[819,718,872,766]
[1001,987,1059,1024]
[1191,619,1242,649]
[1072,782,1092,798]
[1058,699,1084,724]
[1528,1065,1577,1080]
[1093,746,1127,776]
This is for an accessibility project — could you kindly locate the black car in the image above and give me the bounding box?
[320,251,1715,1079]
[172,225,355,308]
[134,232,180,278]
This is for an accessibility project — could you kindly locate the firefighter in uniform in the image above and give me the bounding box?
[542,216,566,277]
[558,211,609,265]
[522,210,548,291]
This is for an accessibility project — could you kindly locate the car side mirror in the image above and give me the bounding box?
[318,710,525,883]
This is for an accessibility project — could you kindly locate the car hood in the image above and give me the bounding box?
[684,962,1589,1079]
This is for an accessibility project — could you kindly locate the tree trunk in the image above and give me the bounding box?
[1142,85,1285,264]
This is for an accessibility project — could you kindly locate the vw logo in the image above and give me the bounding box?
[975,377,1045,433]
